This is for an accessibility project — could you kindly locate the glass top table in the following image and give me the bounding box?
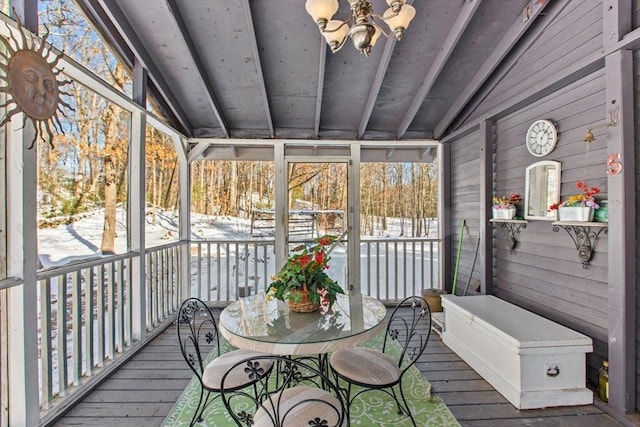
[218,293,387,355]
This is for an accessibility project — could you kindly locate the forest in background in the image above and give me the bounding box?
[191,160,438,238]
[31,0,438,263]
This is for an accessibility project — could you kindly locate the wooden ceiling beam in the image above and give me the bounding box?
[74,0,134,69]
[396,0,481,140]
[356,0,415,139]
[358,36,397,139]
[243,0,274,138]
[448,0,572,131]
[96,0,193,135]
[433,0,550,138]
[164,0,230,138]
[187,141,211,163]
[313,40,328,138]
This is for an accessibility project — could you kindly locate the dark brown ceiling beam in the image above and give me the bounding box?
[396,0,481,140]
[96,0,192,135]
[164,0,229,138]
[243,0,274,138]
[313,40,328,138]
[433,0,550,138]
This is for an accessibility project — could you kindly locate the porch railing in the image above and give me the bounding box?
[34,241,185,420]
[2,236,438,424]
[189,236,440,305]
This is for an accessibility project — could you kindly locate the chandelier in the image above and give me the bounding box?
[305,0,416,56]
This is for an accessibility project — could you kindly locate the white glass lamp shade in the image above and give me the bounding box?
[305,0,339,24]
[322,20,349,51]
[384,4,416,39]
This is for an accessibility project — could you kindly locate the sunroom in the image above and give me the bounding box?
[1,1,639,426]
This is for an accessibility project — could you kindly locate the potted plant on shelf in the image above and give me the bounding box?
[549,180,600,222]
[492,193,521,219]
[266,234,344,315]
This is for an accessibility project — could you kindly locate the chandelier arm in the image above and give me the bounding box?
[331,33,350,53]
[369,10,399,22]
[321,19,350,34]
[370,18,394,39]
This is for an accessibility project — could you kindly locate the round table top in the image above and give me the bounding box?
[218,293,387,355]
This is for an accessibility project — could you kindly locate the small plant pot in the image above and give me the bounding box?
[492,206,516,219]
[558,206,594,222]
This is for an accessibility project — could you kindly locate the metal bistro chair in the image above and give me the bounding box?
[329,295,432,427]
[220,354,347,427]
[177,298,274,426]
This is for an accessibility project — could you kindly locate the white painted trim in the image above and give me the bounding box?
[6,117,39,426]
[274,143,286,270]
[348,147,361,295]
[129,110,146,341]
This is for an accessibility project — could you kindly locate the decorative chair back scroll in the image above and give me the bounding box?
[220,354,347,427]
[177,298,274,426]
[330,295,432,427]
[0,11,73,148]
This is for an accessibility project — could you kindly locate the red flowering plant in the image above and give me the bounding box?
[549,180,600,211]
[266,234,344,315]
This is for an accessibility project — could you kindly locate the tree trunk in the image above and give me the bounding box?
[101,151,117,254]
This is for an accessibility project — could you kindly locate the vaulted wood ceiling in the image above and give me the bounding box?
[76,0,549,142]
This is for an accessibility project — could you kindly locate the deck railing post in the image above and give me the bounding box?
[130,62,147,337]
[6,116,40,425]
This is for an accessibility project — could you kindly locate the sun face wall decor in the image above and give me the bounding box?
[0,14,73,148]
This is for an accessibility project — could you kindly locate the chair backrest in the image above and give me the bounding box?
[176,298,221,382]
[220,355,347,427]
[383,295,432,376]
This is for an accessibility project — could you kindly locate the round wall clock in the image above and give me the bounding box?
[525,119,557,157]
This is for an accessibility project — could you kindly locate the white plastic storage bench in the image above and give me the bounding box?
[441,295,593,409]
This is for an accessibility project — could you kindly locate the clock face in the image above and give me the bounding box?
[526,119,557,157]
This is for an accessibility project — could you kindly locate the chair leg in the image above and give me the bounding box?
[397,383,416,427]
[190,387,204,426]
[192,389,212,426]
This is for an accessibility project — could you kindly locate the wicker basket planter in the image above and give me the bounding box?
[288,286,319,313]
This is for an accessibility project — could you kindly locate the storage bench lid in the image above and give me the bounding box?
[442,295,592,349]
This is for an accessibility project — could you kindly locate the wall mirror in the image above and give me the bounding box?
[525,160,561,220]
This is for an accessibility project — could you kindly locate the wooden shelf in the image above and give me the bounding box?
[490,218,528,224]
[552,221,607,227]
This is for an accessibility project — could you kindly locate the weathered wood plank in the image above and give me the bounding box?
[52,307,619,427]
[437,390,507,405]
[461,414,622,427]
[82,389,182,403]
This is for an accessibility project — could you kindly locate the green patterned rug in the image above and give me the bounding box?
[163,334,460,426]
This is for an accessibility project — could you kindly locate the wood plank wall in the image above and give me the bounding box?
[469,1,603,122]
[449,130,483,296]
[449,0,613,390]
[634,47,640,416]
[632,0,640,414]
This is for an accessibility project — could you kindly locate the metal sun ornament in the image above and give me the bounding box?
[0,15,73,148]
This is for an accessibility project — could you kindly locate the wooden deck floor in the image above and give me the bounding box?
[52,308,629,427]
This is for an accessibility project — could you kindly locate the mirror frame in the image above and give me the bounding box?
[524,160,561,221]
